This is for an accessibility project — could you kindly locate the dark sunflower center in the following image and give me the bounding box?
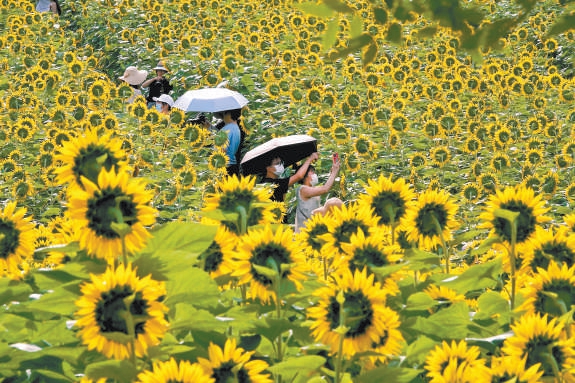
[350,245,389,273]
[371,330,389,348]
[306,223,329,252]
[203,242,223,273]
[95,285,148,335]
[86,187,138,239]
[218,190,253,211]
[535,280,575,319]
[531,243,575,272]
[0,219,19,260]
[333,220,370,252]
[524,335,563,375]
[326,290,374,338]
[250,242,291,286]
[414,203,447,237]
[371,191,406,226]
[74,144,121,185]
[493,200,535,243]
[212,361,251,383]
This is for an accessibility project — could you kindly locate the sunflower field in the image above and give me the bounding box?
[1,0,575,381]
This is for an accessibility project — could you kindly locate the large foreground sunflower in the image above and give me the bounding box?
[68,168,157,260]
[501,313,575,377]
[197,338,272,383]
[307,268,399,357]
[0,202,35,277]
[404,189,459,250]
[199,225,237,282]
[488,355,544,383]
[424,340,490,383]
[75,263,168,360]
[54,128,128,190]
[232,225,307,304]
[137,358,214,383]
[479,185,551,251]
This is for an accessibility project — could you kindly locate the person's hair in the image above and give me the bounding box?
[52,0,62,15]
[227,109,242,121]
[300,165,315,184]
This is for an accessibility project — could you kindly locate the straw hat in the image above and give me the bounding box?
[153,60,169,72]
[153,94,174,107]
[119,66,148,85]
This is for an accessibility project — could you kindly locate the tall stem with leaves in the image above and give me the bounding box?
[334,290,348,383]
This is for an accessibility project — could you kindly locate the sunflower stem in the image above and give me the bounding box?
[510,219,517,312]
[543,347,563,383]
[335,290,347,383]
[236,205,247,235]
[432,215,449,274]
[274,273,283,364]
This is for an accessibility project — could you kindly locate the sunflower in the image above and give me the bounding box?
[424,340,490,383]
[136,358,214,383]
[197,338,272,383]
[479,185,551,251]
[321,203,380,255]
[358,174,415,228]
[501,313,575,377]
[55,128,128,190]
[461,182,481,203]
[404,189,459,251]
[430,145,451,167]
[75,263,168,360]
[423,285,466,313]
[488,355,544,383]
[308,267,400,357]
[0,202,35,277]
[232,225,307,304]
[68,168,157,260]
[199,225,237,282]
[208,150,228,172]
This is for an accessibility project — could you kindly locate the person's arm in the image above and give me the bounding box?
[288,152,319,187]
[300,159,340,199]
[141,77,157,89]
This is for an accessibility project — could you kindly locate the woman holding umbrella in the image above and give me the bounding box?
[262,152,318,202]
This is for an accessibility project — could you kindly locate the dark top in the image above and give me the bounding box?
[262,177,290,202]
[146,78,173,103]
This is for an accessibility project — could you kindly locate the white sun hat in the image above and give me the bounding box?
[153,60,169,72]
[153,94,174,107]
[118,66,148,86]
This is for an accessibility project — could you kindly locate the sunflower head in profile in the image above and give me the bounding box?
[518,261,575,320]
[307,267,400,357]
[54,128,128,190]
[423,284,466,313]
[502,313,575,377]
[479,185,551,251]
[68,168,157,261]
[358,174,415,228]
[521,227,575,274]
[136,358,214,383]
[199,225,237,284]
[404,189,459,251]
[74,263,168,360]
[197,338,272,383]
[232,225,307,304]
[0,202,36,278]
[424,340,490,383]
[489,355,544,383]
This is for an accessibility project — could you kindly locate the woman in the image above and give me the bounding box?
[118,66,148,104]
[153,94,174,115]
[142,61,173,109]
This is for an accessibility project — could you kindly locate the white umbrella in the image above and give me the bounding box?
[240,135,318,175]
[173,88,249,112]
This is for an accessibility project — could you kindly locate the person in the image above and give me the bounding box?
[295,156,341,232]
[118,66,148,104]
[142,61,173,109]
[213,109,242,176]
[36,0,61,15]
[153,94,174,115]
[262,152,319,202]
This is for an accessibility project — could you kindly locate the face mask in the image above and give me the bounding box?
[156,103,163,112]
[310,173,319,186]
[273,164,284,176]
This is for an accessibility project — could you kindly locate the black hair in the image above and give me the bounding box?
[53,0,62,15]
[299,165,315,184]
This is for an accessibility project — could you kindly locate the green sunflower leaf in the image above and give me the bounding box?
[355,366,423,383]
[267,355,326,381]
[438,258,502,294]
[410,302,470,340]
[252,264,279,279]
[0,278,33,306]
[294,2,335,17]
[254,318,295,343]
[85,359,138,382]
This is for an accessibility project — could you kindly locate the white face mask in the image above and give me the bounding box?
[156,103,163,112]
[273,164,284,176]
[310,173,319,186]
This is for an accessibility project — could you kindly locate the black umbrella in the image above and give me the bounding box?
[240,135,317,175]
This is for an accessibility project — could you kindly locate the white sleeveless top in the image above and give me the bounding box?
[295,186,320,233]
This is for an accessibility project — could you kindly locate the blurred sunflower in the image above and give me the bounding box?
[463,135,481,155]
[68,168,157,260]
[232,225,306,304]
[488,355,544,383]
[424,340,490,383]
[55,128,128,189]
[197,338,272,383]
[479,185,551,251]
[308,267,399,357]
[424,285,466,313]
[136,358,214,383]
[75,263,168,360]
[203,175,271,214]
[404,189,459,251]
[208,149,228,172]
[521,227,575,274]
[0,202,35,277]
[501,313,575,378]
[199,225,236,281]
[430,145,451,167]
[358,174,415,228]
